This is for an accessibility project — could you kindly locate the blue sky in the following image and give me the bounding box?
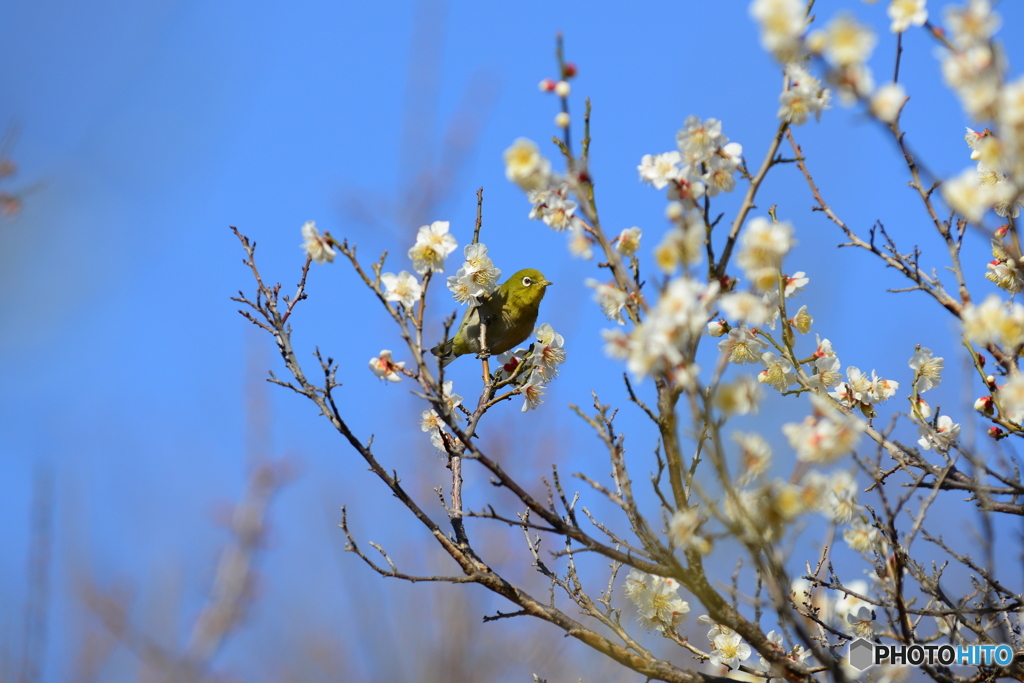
[2,0,1023,680]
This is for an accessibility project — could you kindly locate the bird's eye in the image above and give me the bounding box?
[522,276,532,286]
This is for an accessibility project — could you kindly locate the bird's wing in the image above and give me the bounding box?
[465,288,504,329]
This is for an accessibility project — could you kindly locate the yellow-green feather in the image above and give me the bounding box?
[431,268,550,367]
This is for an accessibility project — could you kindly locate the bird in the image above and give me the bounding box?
[431,268,552,368]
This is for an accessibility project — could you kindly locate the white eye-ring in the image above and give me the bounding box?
[522,276,533,286]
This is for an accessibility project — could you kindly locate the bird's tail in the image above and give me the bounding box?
[430,339,456,368]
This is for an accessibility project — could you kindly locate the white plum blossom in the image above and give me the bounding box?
[736,216,796,291]
[698,614,735,642]
[408,220,458,274]
[806,343,844,391]
[833,580,873,626]
[520,371,547,412]
[734,431,772,483]
[720,291,772,326]
[702,144,744,197]
[669,508,711,554]
[638,152,685,190]
[677,115,722,165]
[847,605,883,638]
[810,13,876,67]
[758,630,786,674]
[871,83,907,123]
[567,223,594,259]
[586,278,629,325]
[888,0,927,33]
[440,380,464,421]
[909,346,943,393]
[369,350,405,383]
[758,351,798,392]
[917,415,961,451]
[791,304,813,334]
[779,63,832,124]
[941,43,1002,119]
[719,324,768,364]
[943,166,999,222]
[986,257,1024,294]
[785,271,809,296]
[869,371,899,403]
[420,408,454,451]
[666,177,707,211]
[998,371,1024,423]
[616,226,642,256]
[961,294,1024,348]
[532,323,567,379]
[381,270,422,310]
[714,375,763,416]
[504,138,552,191]
[623,569,690,632]
[833,367,898,406]
[749,0,807,63]
[783,394,864,463]
[822,470,862,523]
[301,221,336,264]
[528,187,581,231]
[844,517,880,554]
[447,243,501,305]
[710,631,752,669]
[654,211,705,272]
[945,0,1001,48]
[615,278,719,378]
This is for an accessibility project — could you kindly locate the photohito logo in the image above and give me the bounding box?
[847,639,1014,671]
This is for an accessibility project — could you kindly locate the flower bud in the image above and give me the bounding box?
[989,426,1006,439]
[912,397,932,420]
[562,62,578,78]
[974,395,994,416]
[554,80,571,98]
[538,78,556,92]
[555,112,570,128]
[708,320,728,337]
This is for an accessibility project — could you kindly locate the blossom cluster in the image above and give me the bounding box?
[503,138,594,259]
[985,226,1024,293]
[637,115,744,217]
[446,243,502,306]
[696,616,752,670]
[782,394,865,464]
[623,569,690,633]
[498,323,567,412]
[408,220,459,274]
[900,346,961,452]
[602,277,716,382]
[724,463,867,546]
[421,381,464,452]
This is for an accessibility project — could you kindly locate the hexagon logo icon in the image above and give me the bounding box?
[848,638,874,671]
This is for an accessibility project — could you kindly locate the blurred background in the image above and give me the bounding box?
[3,0,1024,680]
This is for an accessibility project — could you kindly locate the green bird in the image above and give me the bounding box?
[431,268,552,368]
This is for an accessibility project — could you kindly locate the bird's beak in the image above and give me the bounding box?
[543,279,553,286]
